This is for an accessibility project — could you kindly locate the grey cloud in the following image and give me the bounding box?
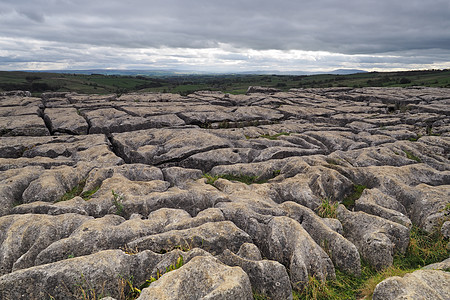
[0,0,449,71]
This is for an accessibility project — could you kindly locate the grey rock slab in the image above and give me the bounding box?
[162,166,203,187]
[110,128,230,165]
[83,164,164,193]
[97,181,230,219]
[82,107,154,134]
[355,188,412,228]
[11,197,89,216]
[0,213,92,275]
[252,146,325,162]
[137,255,253,300]
[280,201,361,276]
[0,166,44,216]
[337,205,410,270]
[164,208,225,231]
[441,221,450,238]
[0,105,41,117]
[0,115,49,136]
[373,270,450,300]
[305,131,368,152]
[0,248,207,300]
[181,148,259,172]
[43,107,88,135]
[128,221,252,255]
[422,257,450,271]
[217,249,293,300]
[0,156,75,171]
[22,165,91,204]
[260,216,335,289]
[236,243,263,261]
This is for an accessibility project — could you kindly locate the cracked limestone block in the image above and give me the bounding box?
[373,270,450,300]
[217,249,293,300]
[0,166,44,216]
[110,128,230,165]
[0,213,92,275]
[43,107,88,135]
[0,115,49,136]
[0,248,209,300]
[128,221,252,255]
[137,256,253,300]
[337,205,410,270]
[82,107,153,134]
[21,165,91,204]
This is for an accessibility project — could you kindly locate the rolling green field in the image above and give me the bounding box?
[1,69,449,96]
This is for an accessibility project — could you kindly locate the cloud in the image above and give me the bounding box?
[0,0,449,71]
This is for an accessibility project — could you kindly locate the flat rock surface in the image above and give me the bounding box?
[0,88,449,299]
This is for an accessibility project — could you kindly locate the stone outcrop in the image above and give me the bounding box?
[0,87,449,299]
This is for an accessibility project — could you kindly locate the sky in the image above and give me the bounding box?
[0,0,449,73]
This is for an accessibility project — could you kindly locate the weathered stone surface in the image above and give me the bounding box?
[0,115,49,136]
[0,213,92,275]
[261,216,335,289]
[43,107,88,135]
[0,166,43,216]
[280,201,361,275]
[137,256,253,300]
[217,249,293,300]
[1,87,449,298]
[337,205,410,270]
[373,270,450,300]
[128,221,252,255]
[0,248,209,300]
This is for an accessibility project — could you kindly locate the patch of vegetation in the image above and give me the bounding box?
[59,180,86,202]
[258,132,290,140]
[1,69,450,96]
[58,179,100,202]
[253,291,269,299]
[294,225,449,299]
[317,198,339,219]
[341,184,366,209]
[111,189,125,216]
[119,255,184,300]
[403,150,422,163]
[203,173,268,185]
[272,169,281,177]
[408,135,421,142]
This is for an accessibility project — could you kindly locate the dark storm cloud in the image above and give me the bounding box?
[0,0,449,70]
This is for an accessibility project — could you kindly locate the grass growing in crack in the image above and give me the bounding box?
[112,189,125,216]
[403,150,422,163]
[58,179,100,202]
[294,225,449,300]
[118,256,184,300]
[253,291,269,299]
[341,184,366,209]
[317,198,338,219]
[259,132,290,140]
[59,179,86,202]
[203,173,268,185]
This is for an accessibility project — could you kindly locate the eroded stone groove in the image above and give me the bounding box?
[0,87,449,299]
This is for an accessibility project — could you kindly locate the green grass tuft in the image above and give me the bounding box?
[403,150,422,163]
[341,184,366,209]
[317,198,339,219]
[294,225,449,300]
[203,173,268,185]
[258,132,290,140]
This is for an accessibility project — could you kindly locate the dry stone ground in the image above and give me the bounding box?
[0,87,449,299]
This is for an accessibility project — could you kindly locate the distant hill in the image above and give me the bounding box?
[1,69,449,96]
[30,68,367,76]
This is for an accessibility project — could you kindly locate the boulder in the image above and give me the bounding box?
[373,270,450,300]
[337,205,410,270]
[137,256,253,300]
